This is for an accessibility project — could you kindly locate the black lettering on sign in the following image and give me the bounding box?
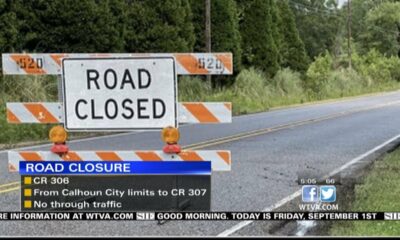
[75,99,88,120]
[138,69,151,89]
[207,58,214,69]
[104,69,117,89]
[87,70,100,90]
[153,99,166,119]
[36,58,43,69]
[137,99,150,119]
[121,69,136,89]
[198,58,205,69]
[122,99,134,119]
[105,99,118,119]
[17,58,43,69]
[91,99,103,119]
[28,58,36,68]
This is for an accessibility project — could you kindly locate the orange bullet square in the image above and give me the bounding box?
[24,189,32,197]
[24,200,32,208]
[24,177,32,185]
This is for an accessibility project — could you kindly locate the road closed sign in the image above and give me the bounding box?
[62,57,177,131]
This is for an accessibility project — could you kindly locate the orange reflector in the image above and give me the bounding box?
[161,126,180,144]
[49,125,68,144]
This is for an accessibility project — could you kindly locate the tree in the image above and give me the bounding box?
[360,1,400,56]
[240,0,279,77]
[125,0,195,52]
[348,0,379,48]
[190,0,242,73]
[270,0,283,66]
[10,0,126,52]
[275,0,309,72]
[290,0,342,60]
[0,1,19,53]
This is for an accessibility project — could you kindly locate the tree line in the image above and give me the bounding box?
[1,0,400,80]
[0,0,308,78]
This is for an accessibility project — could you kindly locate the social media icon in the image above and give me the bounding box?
[302,185,318,202]
[320,186,336,202]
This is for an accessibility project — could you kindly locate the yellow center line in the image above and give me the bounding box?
[0,181,20,189]
[184,101,400,150]
[0,186,20,194]
[1,100,400,194]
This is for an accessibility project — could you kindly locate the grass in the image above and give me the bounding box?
[330,148,400,236]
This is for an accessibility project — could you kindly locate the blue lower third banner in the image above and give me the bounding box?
[19,161,211,175]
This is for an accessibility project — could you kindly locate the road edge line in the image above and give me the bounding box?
[217,133,400,237]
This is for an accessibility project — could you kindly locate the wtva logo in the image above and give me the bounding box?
[302,185,336,202]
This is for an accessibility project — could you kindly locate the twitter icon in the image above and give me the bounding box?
[320,186,336,202]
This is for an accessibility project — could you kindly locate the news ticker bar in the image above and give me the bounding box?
[1,212,400,221]
[19,161,211,175]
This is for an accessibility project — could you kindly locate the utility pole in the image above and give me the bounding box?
[347,0,352,70]
[205,0,211,84]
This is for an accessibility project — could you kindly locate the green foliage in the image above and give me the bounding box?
[240,0,279,77]
[321,68,365,98]
[190,0,242,73]
[10,0,126,52]
[178,76,211,102]
[271,68,304,97]
[354,49,400,84]
[361,2,400,56]
[275,0,309,72]
[0,1,19,53]
[211,0,242,72]
[125,0,195,52]
[306,52,334,98]
[233,68,267,100]
[231,68,271,114]
[306,49,400,100]
[290,0,343,59]
[349,0,381,52]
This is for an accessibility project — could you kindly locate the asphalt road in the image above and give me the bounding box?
[1,91,400,236]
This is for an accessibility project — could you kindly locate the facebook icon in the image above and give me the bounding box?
[302,185,319,202]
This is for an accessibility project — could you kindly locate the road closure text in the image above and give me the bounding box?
[62,58,177,130]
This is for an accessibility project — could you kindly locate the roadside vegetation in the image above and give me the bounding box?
[1,0,400,145]
[330,148,400,236]
[180,50,400,115]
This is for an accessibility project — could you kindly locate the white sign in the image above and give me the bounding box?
[62,57,177,131]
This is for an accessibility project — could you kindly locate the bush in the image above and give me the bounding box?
[385,56,400,82]
[305,52,333,98]
[320,69,364,98]
[178,76,212,102]
[271,68,303,96]
[232,68,271,114]
[356,49,392,85]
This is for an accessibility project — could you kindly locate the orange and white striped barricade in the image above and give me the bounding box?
[6,102,232,124]
[2,53,233,75]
